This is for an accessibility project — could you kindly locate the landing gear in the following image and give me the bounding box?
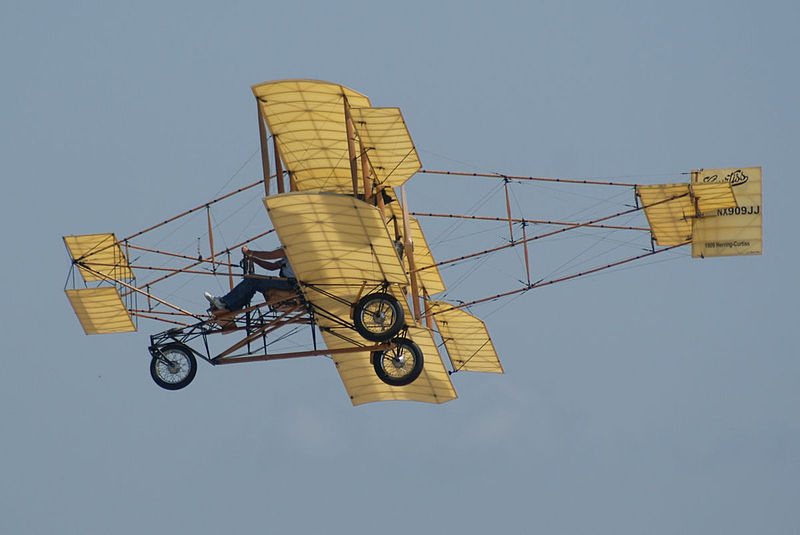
[150,343,197,390]
[372,337,423,386]
[353,292,404,342]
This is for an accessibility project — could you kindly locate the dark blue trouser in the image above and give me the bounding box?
[220,276,293,310]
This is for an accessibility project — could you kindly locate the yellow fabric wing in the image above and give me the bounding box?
[349,107,421,189]
[321,326,457,406]
[264,192,408,287]
[429,301,503,373]
[66,288,136,335]
[252,79,371,194]
[265,191,456,405]
[64,233,134,282]
[690,182,737,214]
[636,184,693,246]
[265,191,411,352]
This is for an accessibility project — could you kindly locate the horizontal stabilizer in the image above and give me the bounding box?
[636,181,740,248]
[252,79,371,194]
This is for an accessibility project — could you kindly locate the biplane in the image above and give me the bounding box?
[63,79,762,405]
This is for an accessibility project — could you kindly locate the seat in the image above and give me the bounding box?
[265,288,303,311]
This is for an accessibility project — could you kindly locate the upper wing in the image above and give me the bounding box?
[253,79,421,196]
[252,79,371,194]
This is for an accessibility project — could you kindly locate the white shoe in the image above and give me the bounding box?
[204,292,227,310]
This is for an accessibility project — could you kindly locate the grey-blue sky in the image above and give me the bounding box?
[1,1,797,533]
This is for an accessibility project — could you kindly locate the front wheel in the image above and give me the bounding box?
[150,343,197,390]
[372,337,423,387]
[353,292,404,342]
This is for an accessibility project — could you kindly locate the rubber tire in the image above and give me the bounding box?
[150,343,197,391]
[372,337,423,387]
[353,292,404,342]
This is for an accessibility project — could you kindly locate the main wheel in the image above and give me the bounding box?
[372,337,423,386]
[353,292,404,342]
[150,343,197,391]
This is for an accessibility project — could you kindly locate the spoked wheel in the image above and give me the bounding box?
[372,337,423,386]
[353,292,404,342]
[150,343,197,391]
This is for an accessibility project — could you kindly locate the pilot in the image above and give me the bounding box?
[204,246,295,311]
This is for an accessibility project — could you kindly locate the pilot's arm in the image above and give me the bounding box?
[242,246,285,271]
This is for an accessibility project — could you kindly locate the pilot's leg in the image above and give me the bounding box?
[219,277,260,310]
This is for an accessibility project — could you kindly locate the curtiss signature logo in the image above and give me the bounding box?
[702,169,749,187]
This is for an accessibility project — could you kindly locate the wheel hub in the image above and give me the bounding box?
[391,354,406,369]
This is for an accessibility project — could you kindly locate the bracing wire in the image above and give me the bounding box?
[429,181,507,246]
[210,148,260,200]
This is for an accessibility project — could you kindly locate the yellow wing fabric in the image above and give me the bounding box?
[636,182,738,247]
[66,288,136,334]
[636,184,694,246]
[252,80,422,195]
[349,107,421,189]
[252,79,371,194]
[691,182,738,213]
[429,301,503,373]
[321,326,457,406]
[264,191,457,405]
[264,192,408,287]
[64,233,133,282]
